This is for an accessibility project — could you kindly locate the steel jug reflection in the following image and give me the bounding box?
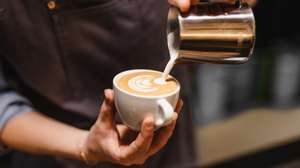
[167,1,255,64]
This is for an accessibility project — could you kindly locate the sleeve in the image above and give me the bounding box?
[0,59,35,154]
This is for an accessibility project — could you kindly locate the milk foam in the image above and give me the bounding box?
[117,70,178,96]
[128,75,159,93]
[154,78,167,85]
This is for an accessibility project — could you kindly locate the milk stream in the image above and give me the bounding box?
[161,57,176,80]
[161,32,178,81]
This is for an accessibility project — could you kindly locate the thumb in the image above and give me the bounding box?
[99,89,115,125]
[169,0,191,12]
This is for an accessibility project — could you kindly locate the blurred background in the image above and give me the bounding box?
[192,0,300,167]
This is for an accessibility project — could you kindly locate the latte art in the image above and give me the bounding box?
[128,75,162,93]
[116,70,178,96]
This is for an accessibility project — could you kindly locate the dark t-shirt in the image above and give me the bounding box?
[0,0,197,167]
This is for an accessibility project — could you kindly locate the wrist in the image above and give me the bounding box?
[76,130,90,161]
[76,129,105,165]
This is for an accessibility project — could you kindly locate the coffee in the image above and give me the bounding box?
[116,70,179,96]
[113,69,180,130]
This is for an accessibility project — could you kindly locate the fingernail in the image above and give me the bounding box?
[104,89,109,95]
[179,0,188,4]
[178,0,190,12]
[145,118,154,130]
[145,124,154,132]
[147,124,154,131]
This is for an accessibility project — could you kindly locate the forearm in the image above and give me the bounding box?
[0,111,89,160]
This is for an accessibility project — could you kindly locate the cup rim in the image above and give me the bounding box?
[113,69,180,99]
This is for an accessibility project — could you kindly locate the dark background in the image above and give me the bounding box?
[192,1,300,167]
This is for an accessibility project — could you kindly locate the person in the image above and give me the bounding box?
[0,0,255,167]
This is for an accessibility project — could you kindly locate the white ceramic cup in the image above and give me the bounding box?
[113,69,180,131]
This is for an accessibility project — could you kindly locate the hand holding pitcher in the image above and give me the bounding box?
[168,0,257,12]
[167,0,256,64]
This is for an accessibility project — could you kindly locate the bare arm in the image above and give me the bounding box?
[0,55,182,165]
[0,90,183,166]
[1,111,88,160]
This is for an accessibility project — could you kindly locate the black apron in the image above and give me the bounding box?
[0,0,197,167]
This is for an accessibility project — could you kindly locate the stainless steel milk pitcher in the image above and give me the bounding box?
[167,0,255,64]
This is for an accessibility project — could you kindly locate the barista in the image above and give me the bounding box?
[0,0,255,167]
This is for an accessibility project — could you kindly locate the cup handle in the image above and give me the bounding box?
[156,99,174,127]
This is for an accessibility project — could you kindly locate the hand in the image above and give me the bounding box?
[80,89,183,166]
[168,0,257,12]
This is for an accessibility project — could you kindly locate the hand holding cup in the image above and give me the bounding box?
[80,89,183,166]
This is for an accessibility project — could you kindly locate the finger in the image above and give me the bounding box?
[135,117,155,152]
[191,0,198,5]
[99,89,114,124]
[241,0,256,6]
[169,0,191,12]
[168,0,177,6]
[104,89,114,106]
[148,113,178,156]
[121,117,154,156]
[174,99,184,114]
